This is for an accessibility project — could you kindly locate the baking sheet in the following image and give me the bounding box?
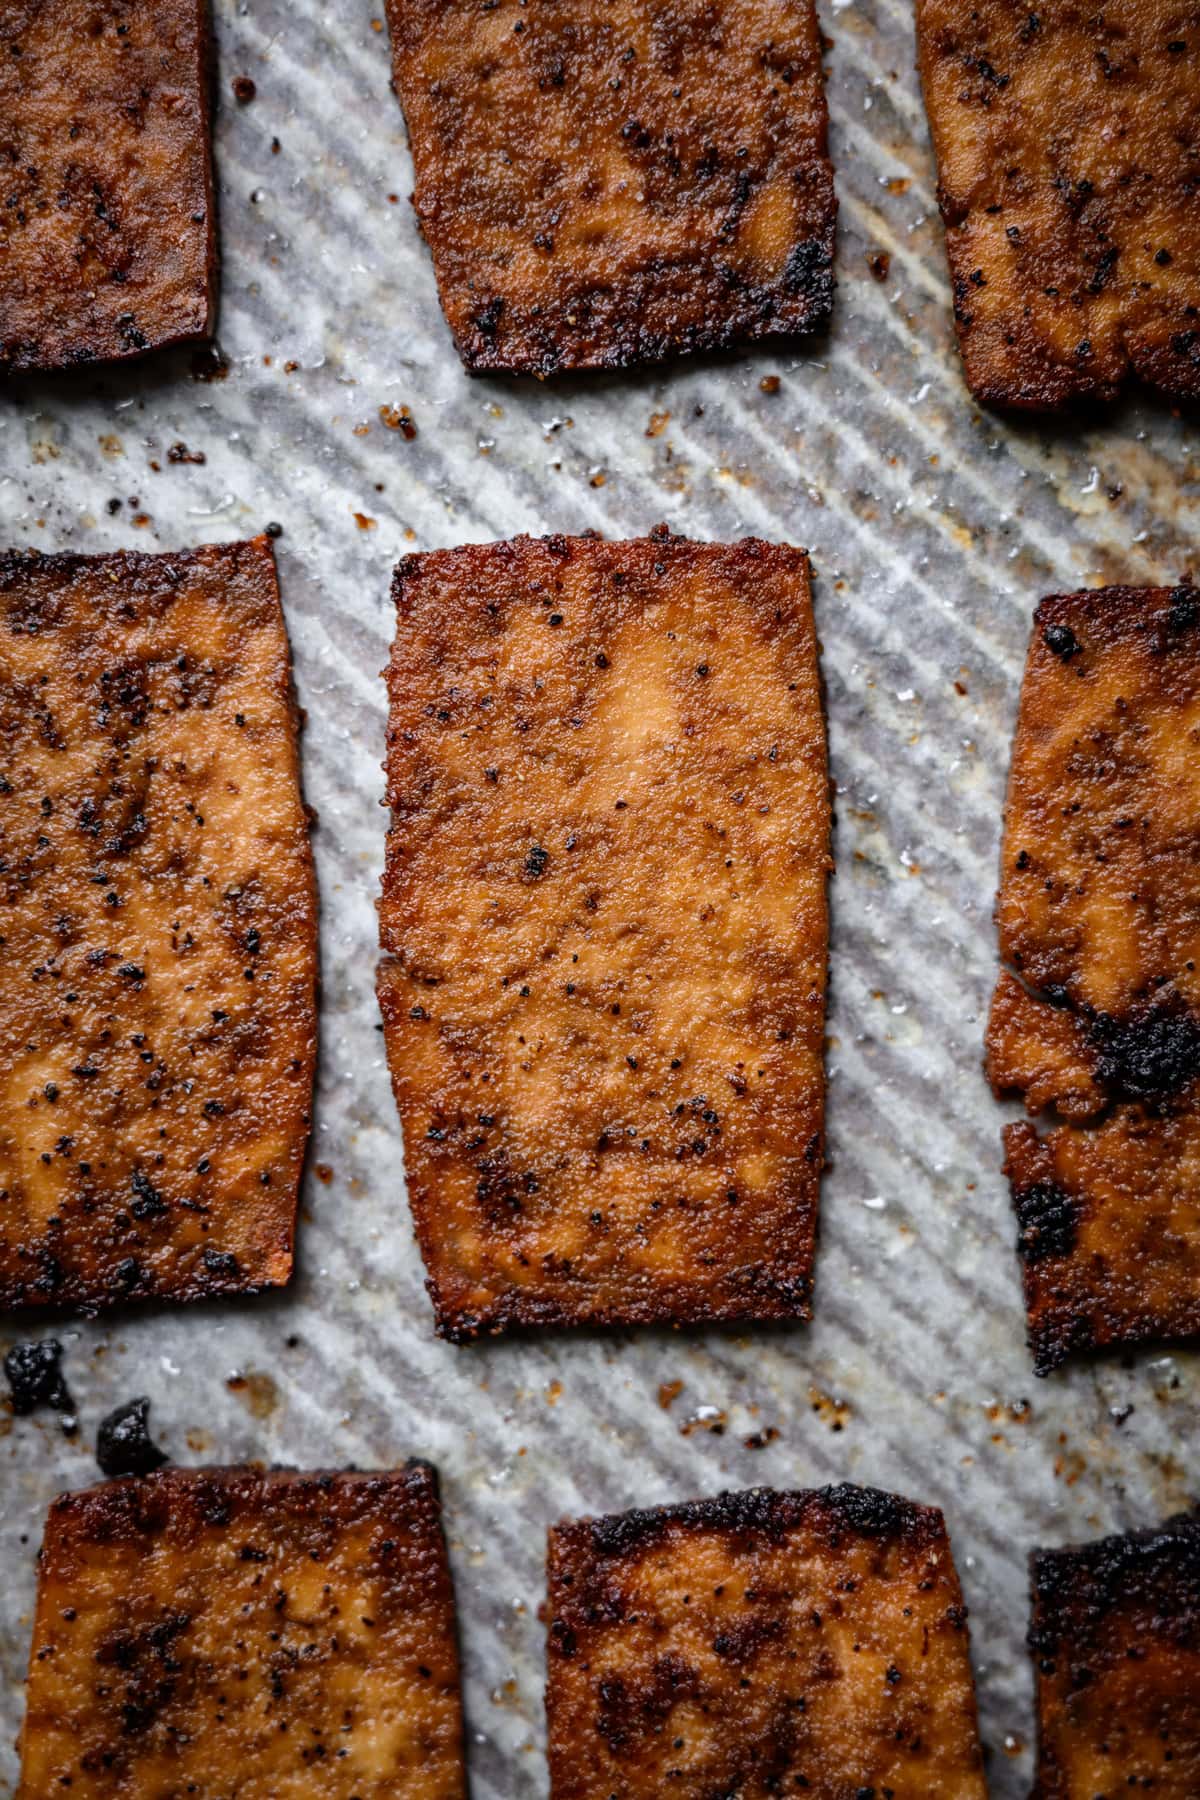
[2,0,1199,1792]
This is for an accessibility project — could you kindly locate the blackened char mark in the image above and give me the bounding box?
[783,237,834,319]
[1087,1002,1200,1104]
[1029,1512,1200,1660]
[583,1482,934,1562]
[1013,1179,1077,1262]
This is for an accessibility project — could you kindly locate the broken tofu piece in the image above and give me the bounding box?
[1029,1512,1200,1798]
[545,1484,987,1799]
[0,0,216,375]
[916,0,1200,408]
[384,0,836,374]
[18,1465,467,1800]
[379,532,830,1341]
[0,536,317,1310]
[987,584,1200,1371]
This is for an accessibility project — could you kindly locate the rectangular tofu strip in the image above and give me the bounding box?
[1029,1514,1200,1798]
[916,0,1200,408]
[384,0,836,374]
[545,1484,987,1799]
[987,585,1200,1371]
[379,531,830,1340]
[0,537,317,1310]
[18,1465,467,1800]
[0,0,216,375]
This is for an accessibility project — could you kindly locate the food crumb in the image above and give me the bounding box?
[96,1396,168,1478]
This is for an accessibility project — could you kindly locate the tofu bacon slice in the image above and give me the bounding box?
[987,584,1200,1370]
[18,1465,467,1800]
[917,0,1200,408]
[546,1484,987,1799]
[384,0,836,374]
[379,531,831,1340]
[0,0,216,374]
[0,537,317,1311]
[1029,1512,1200,1798]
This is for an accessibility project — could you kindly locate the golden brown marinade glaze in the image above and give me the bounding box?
[0,0,216,375]
[987,585,1200,1372]
[916,0,1200,409]
[545,1484,987,1799]
[18,1465,467,1800]
[1029,1513,1200,1799]
[383,0,836,374]
[379,531,830,1341]
[0,536,317,1311]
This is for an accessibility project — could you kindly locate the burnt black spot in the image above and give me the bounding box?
[819,1483,926,1539]
[1168,586,1200,633]
[475,296,505,338]
[1042,622,1079,660]
[4,1338,74,1421]
[1013,1180,1077,1261]
[96,1396,168,1478]
[202,1246,240,1279]
[130,1168,167,1220]
[1088,1002,1200,1102]
[524,843,550,880]
[782,238,834,316]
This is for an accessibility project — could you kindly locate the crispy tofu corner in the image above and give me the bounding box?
[0,536,317,1311]
[379,532,830,1340]
[545,1484,987,1799]
[19,1465,467,1800]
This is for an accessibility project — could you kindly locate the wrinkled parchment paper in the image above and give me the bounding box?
[2,1,1198,1791]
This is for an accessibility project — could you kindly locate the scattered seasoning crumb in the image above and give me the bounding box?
[167,441,206,465]
[657,1380,684,1409]
[868,250,891,282]
[96,1396,168,1477]
[265,520,283,538]
[314,1163,334,1184]
[808,1385,851,1432]
[232,75,257,102]
[680,1404,727,1436]
[4,1339,76,1432]
[759,373,781,393]
[744,1425,780,1449]
[645,410,671,437]
[353,511,378,530]
[380,402,418,439]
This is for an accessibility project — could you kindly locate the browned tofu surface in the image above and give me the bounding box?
[916,0,1200,409]
[1029,1512,1200,1799]
[0,537,317,1311]
[987,585,1200,1371]
[379,533,830,1341]
[0,0,216,376]
[18,1465,467,1800]
[384,0,835,374]
[545,1484,987,1799]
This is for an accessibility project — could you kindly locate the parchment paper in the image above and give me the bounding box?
[2,0,1198,1792]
